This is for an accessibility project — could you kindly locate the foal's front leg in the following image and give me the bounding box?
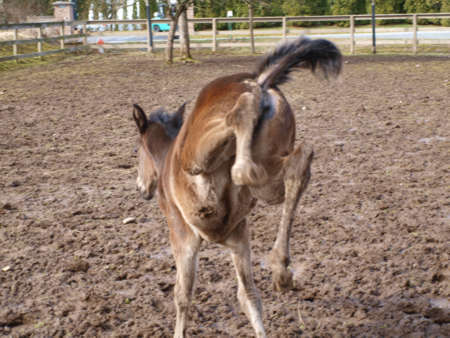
[269,143,313,291]
[169,223,201,338]
[224,220,266,338]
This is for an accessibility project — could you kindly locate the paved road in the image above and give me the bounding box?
[87,35,167,44]
[88,30,450,44]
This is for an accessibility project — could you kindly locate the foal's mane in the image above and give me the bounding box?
[148,108,183,140]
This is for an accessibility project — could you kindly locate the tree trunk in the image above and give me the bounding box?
[166,16,178,63]
[0,1,5,24]
[248,3,255,54]
[179,8,191,59]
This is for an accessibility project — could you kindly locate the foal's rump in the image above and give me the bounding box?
[228,37,342,185]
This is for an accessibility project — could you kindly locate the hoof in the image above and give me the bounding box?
[232,160,268,186]
[272,267,294,292]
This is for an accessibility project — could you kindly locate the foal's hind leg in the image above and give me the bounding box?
[227,89,268,186]
[169,224,201,338]
[224,220,266,338]
[269,143,313,291]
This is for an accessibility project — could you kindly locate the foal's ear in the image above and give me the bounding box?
[168,102,186,133]
[174,102,187,121]
[133,104,147,134]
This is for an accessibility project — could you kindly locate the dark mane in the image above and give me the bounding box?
[148,109,183,139]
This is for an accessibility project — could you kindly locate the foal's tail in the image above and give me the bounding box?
[256,37,342,89]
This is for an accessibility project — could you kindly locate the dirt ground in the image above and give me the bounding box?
[0,51,449,337]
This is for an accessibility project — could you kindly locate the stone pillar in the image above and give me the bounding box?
[187,4,194,34]
[53,1,75,34]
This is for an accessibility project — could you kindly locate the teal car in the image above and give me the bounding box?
[152,13,170,32]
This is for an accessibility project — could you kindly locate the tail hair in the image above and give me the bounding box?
[256,37,342,89]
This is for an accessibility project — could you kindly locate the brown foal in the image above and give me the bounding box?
[133,37,342,337]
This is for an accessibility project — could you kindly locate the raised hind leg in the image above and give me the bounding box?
[169,222,202,338]
[227,89,268,186]
[269,143,313,291]
[224,220,266,338]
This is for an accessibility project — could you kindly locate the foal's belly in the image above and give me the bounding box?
[173,167,255,243]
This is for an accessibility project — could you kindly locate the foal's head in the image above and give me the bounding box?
[132,103,185,200]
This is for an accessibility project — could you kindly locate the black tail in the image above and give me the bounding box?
[256,37,342,89]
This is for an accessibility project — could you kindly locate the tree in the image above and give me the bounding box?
[123,0,128,19]
[179,6,191,58]
[330,0,366,26]
[140,0,156,19]
[2,0,53,23]
[331,0,366,15]
[442,0,450,26]
[241,0,256,53]
[366,0,407,25]
[241,0,271,53]
[76,0,93,20]
[404,0,432,13]
[161,0,193,63]
[282,0,328,16]
[282,0,328,27]
[404,0,443,24]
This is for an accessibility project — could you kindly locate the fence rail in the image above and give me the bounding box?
[1,13,449,62]
[0,21,88,62]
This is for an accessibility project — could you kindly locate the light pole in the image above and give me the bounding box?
[145,0,154,52]
[371,0,376,54]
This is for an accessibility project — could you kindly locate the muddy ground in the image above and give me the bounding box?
[0,52,449,337]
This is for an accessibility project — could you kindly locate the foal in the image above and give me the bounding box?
[133,37,342,337]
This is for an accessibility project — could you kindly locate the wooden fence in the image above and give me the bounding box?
[1,13,449,62]
[85,12,450,54]
[0,21,88,62]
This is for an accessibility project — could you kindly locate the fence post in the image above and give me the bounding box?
[60,22,65,49]
[212,18,217,52]
[37,25,43,59]
[282,17,287,42]
[145,0,153,53]
[248,5,255,54]
[350,15,355,55]
[13,28,18,63]
[83,23,87,45]
[412,14,418,54]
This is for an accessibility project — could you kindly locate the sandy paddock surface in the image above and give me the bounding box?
[0,52,449,337]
